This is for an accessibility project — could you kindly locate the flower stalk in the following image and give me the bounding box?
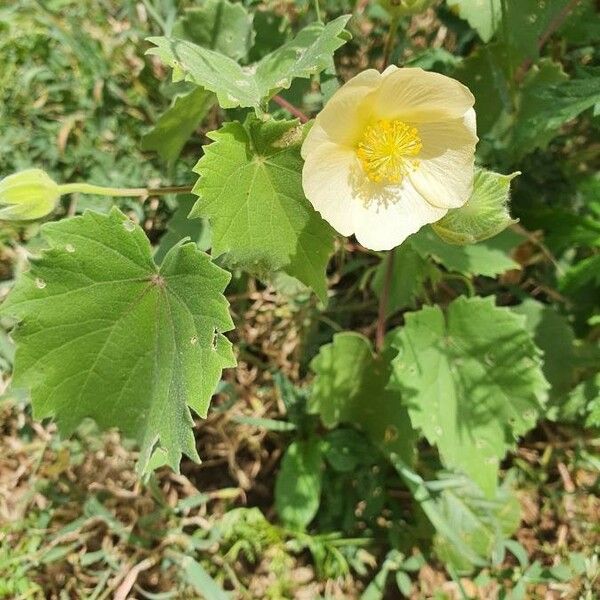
[57,183,193,198]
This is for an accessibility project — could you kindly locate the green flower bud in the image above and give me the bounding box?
[0,169,61,221]
[378,0,435,17]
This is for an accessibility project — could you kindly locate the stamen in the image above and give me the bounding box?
[357,119,422,184]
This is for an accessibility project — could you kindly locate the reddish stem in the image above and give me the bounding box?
[515,0,580,82]
[272,95,310,123]
[375,248,396,352]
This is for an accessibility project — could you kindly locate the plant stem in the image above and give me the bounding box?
[511,222,564,275]
[375,248,395,352]
[146,185,193,196]
[272,95,310,123]
[382,14,400,70]
[314,0,322,23]
[57,183,193,198]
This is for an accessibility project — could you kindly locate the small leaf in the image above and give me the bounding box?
[180,555,229,600]
[191,116,334,301]
[154,195,211,264]
[395,571,412,597]
[275,439,323,530]
[147,15,351,110]
[430,473,521,573]
[172,0,255,62]
[513,62,600,158]
[323,428,375,473]
[447,0,502,42]
[561,254,600,295]
[253,14,350,101]
[310,332,417,464]
[388,297,548,494]
[562,375,600,426]
[512,299,577,404]
[410,227,521,277]
[231,415,297,432]
[2,208,235,473]
[432,169,519,245]
[141,86,216,165]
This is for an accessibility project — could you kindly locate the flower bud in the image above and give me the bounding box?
[378,0,435,17]
[0,169,61,221]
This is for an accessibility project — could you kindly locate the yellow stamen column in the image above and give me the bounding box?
[357,119,422,184]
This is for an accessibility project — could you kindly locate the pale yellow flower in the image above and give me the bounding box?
[301,66,477,250]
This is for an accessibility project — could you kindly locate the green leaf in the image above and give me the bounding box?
[172,0,254,62]
[323,428,375,473]
[253,15,350,100]
[191,116,334,301]
[147,15,350,110]
[388,297,548,494]
[310,332,417,463]
[405,48,461,73]
[454,43,512,137]
[387,456,514,571]
[141,86,216,165]
[432,169,519,245]
[180,555,230,600]
[231,414,297,432]
[561,254,600,296]
[513,61,600,158]
[275,438,323,530]
[431,473,521,573]
[1,208,235,473]
[410,227,521,277]
[560,0,600,45]
[371,242,436,317]
[395,571,413,597]
[360,550,401,600]
[560,374,600,425]
[512,299,577,404]
[154,195,211,264]
[447,0,502,42]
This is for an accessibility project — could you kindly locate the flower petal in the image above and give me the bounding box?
[301,121,330,159]
[374,68,475,123]
[408,109,478,209]
[351,179,447,251]
[306,69,382,148]
[302,142,357,236]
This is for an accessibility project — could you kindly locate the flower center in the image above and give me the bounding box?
[357,119,422,184]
